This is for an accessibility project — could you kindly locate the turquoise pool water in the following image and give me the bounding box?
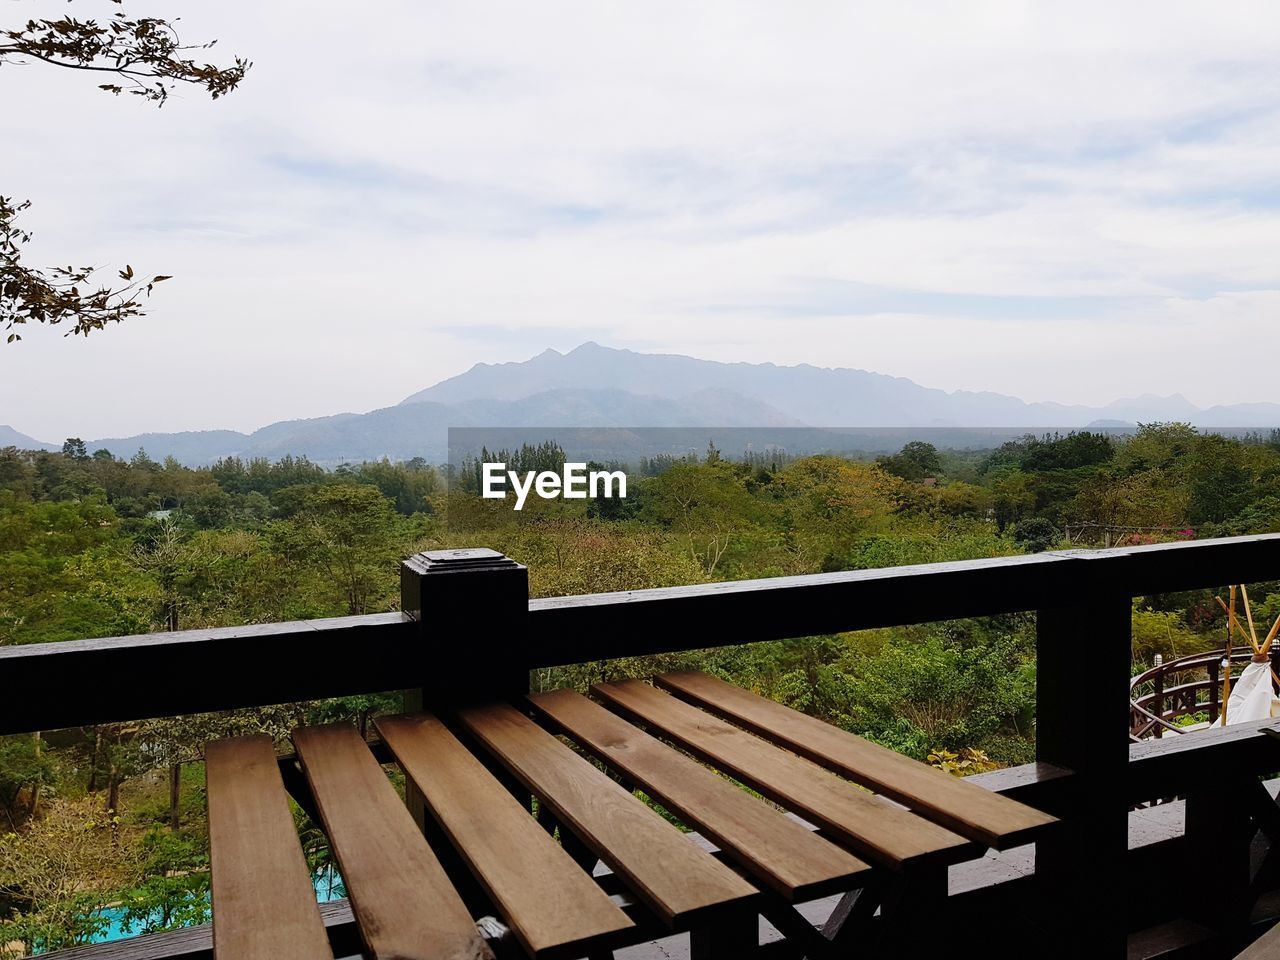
[49,867,345,951]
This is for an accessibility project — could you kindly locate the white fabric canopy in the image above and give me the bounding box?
[1224,659,1280,724]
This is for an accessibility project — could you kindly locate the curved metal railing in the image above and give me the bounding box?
[1130,647,1278,739]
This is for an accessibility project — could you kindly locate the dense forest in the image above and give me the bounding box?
[3,424,1280,954]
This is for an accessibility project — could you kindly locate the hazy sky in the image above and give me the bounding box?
[4,0,1280,440]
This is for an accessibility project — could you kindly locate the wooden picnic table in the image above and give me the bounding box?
[203,671,1057,960]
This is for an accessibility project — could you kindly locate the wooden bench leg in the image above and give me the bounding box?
[1246,780,1280,843]
[759,899,836,958]
[870,864,947,958]
[820,883,880,952]
[691,911,758,959]
[753,882,883,960]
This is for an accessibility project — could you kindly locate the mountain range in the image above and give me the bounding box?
[4,342,1277,464]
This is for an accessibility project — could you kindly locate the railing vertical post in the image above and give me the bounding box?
[400,548,530,709]
[1186,780,1255,932]
[1036,594,1131,958]
[399,548,530,832]
[1209,659,1220,722]
[1152,656,1164,738]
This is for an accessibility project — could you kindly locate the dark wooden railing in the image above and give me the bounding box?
[6,534,1280,959]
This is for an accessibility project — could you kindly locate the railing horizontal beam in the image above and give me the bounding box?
[527,552,1072,665]
[526,534,1280,666]
[2,534,1278,735]
[1128,714,1280,801]
[0,613,416,734]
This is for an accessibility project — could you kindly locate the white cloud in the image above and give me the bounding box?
[3,0,1280,439]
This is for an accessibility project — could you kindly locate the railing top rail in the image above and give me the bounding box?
[527,534,1280,665]
[3,533,1279,736]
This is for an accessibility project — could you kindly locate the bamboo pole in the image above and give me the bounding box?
[1216,595,1261,654]
[1242,584,1261,648]
[1264,612,1280,656]
[1213,592,1280,692]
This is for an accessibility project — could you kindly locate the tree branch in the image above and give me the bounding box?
[2,3,250,340]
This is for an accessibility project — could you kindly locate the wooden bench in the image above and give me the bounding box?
[203,671,1058,958]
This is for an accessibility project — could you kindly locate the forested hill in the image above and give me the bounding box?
[3,424,1278,651]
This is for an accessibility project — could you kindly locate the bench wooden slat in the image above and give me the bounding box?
[528,688,871,901]
[375,712,633,959]
[292,724,493,960]
[592,679,976,872]
[456,701,758,929]
[656,671,1056,849]
[206,735,333,960]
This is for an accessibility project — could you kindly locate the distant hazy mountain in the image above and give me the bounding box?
[87,430,252,463]
[404,342,1280,429]
[5,343,1277,465]
[0,425,57,451]
[451,387,801,429]
[18,385,797,464]
[1197,402,1280,428]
